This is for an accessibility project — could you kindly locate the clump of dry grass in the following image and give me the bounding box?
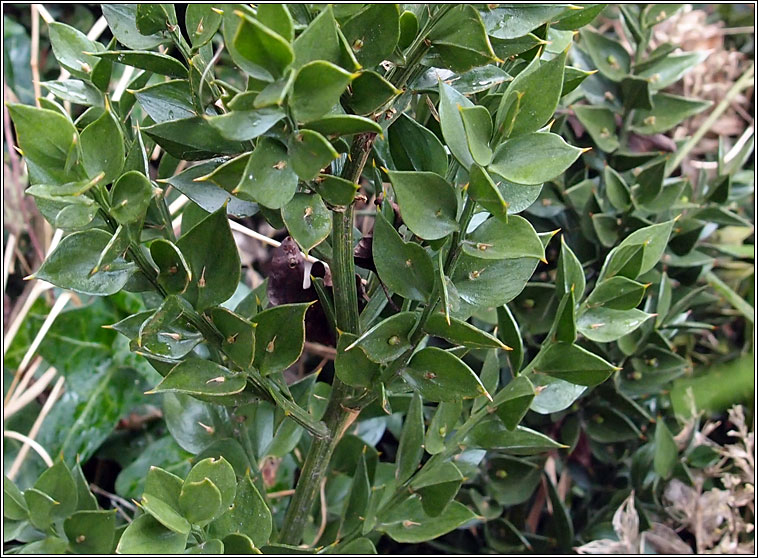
[577,405,755,555]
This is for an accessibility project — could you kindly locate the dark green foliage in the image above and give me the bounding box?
[5,3,753,555]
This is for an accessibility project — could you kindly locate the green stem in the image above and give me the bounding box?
[278,134,375,545]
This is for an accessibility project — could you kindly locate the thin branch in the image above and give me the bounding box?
[7,375,65,480]
[266,488,296,499]
[4,356,43,406]
[4,431,53,468]
[3,233,17,293]
[86,16,108,41]
[89,484,138,514]
[3,281,52,356]
[15,290,72,374]
[112,65,136,102]
[30,5,41,106]
[4,366,58,420]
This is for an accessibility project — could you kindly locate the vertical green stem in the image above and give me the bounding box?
[278,134,375,545]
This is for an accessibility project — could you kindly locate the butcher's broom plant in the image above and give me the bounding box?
[5,3,753,554]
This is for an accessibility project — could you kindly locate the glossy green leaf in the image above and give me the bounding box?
[372,208,435,302]
[210,307,257,369]
[428,5,498,72]
[288,130,339,181]
[103,4,170,49]
[143,117,248,160]
[460,106,493,165]
[34,459,78,521]
[468,165,509,221]
[654,420,678,479]
[346,311,418,364]
[150,238,191,295]
[414,462,464,518]
[620,75,654,110]
[484,5,571,39]
[396,392,424,483]
[136,295,202,360]
[78,105,123,185]
[110,170,153,224]
[4,477,28,520]
[144,466,183,511]
[577,307,654,342]
[251,303,311,375]
[580,29,630,82]
[185,4,223,48]
[233,10,293,80]
[382,498,476,543]
[467,416,565,454]
[95,50,187,78]
[586,277,648,310]
[116,514,188,554]
[438,81,476,169]
[48,22,102,78]
[24,488,60,530]
[599,242,646,281]
[33,229,135,295]
[348,70,401,115]
[205,108,285,141]
[133,79,195,123]
[555,236,585,300]
[292,5,341,68]
[135,4,176,35]
[183,456,237,518]
[335,332,380,388]
[533,342,617,386]
[489,132,583,185]
[573,105,619,152]
[177,206,240,310]
[550,289,577,343]
[490,33,546,59]
[425,401,462,455]
[149,359,247,397]
[463,215,545,261]
[341,453,371,536]
[545,474,574,551]
[142,495,190,535]
[424,312,509,349]
[403,347,490,402]
[631,93,711,134]
[257,3,294,42]
[222,533,257,555]
[64,510,116,554]
[553,4,607,30]
[637,51,708,90]
[386,170,459,240]
[235,138,298,209]
[634,159,667,204]
[291,61,354,122]
[497,305,524,373]
[605,219,676,278]
[388,113,448,177]
[498,48,568,138]
[209,474,272,547]
[604,166,632,211]
[452,253,539,316]
[281,193,331,253]
[493,375,535,430]
[314,175,360,209]
[340,4,400,67]
[43,79,103,106]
